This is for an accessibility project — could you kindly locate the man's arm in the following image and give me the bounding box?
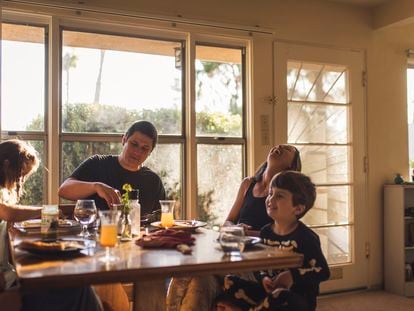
[58,178,121,207]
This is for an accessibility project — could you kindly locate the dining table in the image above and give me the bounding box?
[9,226,303,311]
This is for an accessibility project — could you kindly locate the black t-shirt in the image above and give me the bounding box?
[70,155,165,215]
[260,222,330,311]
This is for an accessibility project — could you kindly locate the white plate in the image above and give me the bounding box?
[150,220,207,230]
[15,219,79,229]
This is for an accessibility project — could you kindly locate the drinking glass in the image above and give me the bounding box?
[218,226,245,256]
[160,200,175,229]
[99,210,121,263]
[74,200,97,239]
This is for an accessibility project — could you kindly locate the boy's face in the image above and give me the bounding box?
[265,186,304,223]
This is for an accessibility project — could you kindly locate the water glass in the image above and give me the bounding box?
[160,200,175,228]
[219,226,245,255]
[99,210,121,263]
[74,200,97,239]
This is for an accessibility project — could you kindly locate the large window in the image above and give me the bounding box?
[1,22,47,204]
[59,28,247,223]
[1,15,247,223]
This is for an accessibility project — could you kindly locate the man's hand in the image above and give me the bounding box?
[94,182,121,208]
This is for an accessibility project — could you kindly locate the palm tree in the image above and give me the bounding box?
[94,50,106,104]
[62,52,78,104]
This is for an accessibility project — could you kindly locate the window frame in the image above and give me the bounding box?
[0,9,251,220]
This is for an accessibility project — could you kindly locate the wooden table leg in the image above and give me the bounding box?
[133,279,166,311]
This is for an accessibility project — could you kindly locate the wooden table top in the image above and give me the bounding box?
[10,228,303,289]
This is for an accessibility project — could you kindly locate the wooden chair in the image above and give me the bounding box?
[59,203,76,219]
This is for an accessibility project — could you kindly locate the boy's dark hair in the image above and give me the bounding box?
[125,120,158,150]
[254,146,301,182]
[271,170,316,219]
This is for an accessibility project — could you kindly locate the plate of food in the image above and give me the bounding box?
[18,239,85,256]
[150,220,207,231]
[15,219,79,230]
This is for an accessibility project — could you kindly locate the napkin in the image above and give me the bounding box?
[136,229,195,249]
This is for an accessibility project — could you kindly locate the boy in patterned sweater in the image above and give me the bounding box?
[218,171,330,311]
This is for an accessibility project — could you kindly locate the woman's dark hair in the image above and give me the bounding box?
[0,140,39,199]
[125,120,158,150]
[271,171,316,219]
[253,146,301,182]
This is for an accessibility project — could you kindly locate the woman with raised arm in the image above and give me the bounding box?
[167,144,301,311]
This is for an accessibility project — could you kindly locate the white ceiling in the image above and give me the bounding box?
[325,0,390,8]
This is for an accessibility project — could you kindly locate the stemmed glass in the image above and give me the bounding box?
[74,200,97,239]
[99,210,121,263]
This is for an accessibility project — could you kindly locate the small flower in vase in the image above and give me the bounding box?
[119,183,133,241]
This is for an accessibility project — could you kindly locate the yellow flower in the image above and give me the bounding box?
[121,183,132,214]
[122,183,132,192]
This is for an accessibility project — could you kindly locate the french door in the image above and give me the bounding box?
[274,42,368,291]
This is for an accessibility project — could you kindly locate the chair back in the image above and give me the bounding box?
[59,203,76,219]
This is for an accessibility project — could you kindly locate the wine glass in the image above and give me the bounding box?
[99,210,121,263]
[74,200,97,239]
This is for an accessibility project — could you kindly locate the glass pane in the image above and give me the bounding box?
[20,140,45,205]
[143,144,183,218]
[288,102,348,144]
[61,142,123,180]
[294,145,350,184]
[195,45,243,137]
[61,142,182,215]
[197,144,243,225]
[302,186,350,226]
[1,23,45,131]
[288,61,347,104]
[62,30,182,135]
[314,226,351,265]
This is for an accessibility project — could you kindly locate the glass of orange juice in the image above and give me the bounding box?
[160,200,175,229]
[98,210,120,263]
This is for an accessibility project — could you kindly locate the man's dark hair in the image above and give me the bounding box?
[271,170,316,219]
[125,120,158,150]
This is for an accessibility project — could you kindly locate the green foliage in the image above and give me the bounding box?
[196,111,241,136]
[197,189,217,224]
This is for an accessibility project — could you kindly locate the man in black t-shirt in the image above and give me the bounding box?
[58,120,165,215]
